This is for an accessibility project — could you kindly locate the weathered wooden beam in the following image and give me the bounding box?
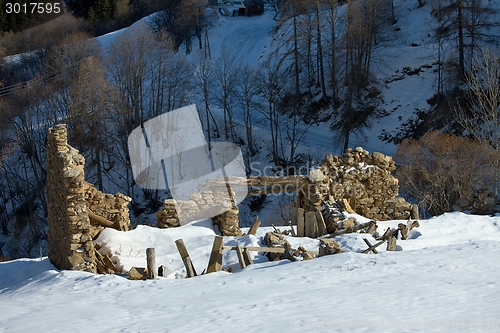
[366,221,378,236]
[87,209,114,228]
[175,239,197,278]
[247,216,261,235]
[305,211,318,238]
[222,246,285,253]
[128,267,147,280]
[206,236,224,273]
[287,222,296,237]
[315,211,326,237]
[377,227,393,241]
[203,176,308,196]
[297,208,305,237]
[410,220,420,230]
[362,238,385,254]
[322,221,375,238]
[398,223,409,240]
[387,236,397,251]
[146,248,157,279]
[158,265,168,278]
[242,248,254,266]
[235,245,247,269]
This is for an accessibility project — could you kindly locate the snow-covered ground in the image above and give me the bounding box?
[1,212,499,332]
[1,2,500,331]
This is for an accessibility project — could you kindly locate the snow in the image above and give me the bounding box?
[2,1,500,331]
[1,212,500,332]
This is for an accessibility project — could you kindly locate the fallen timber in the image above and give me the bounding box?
[202,175,308,196]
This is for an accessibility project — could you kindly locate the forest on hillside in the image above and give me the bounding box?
[0,0,499,258]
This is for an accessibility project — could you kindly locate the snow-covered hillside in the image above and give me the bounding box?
[1,2,500,332]
[1,212,499,332]
[94,0,451,158]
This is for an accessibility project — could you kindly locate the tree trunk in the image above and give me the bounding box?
[317,2,327,102]
[457,0,465,79]
[293,15,300,99]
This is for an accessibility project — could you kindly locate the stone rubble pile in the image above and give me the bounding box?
[454,188,498,215]
[303,147,418,221]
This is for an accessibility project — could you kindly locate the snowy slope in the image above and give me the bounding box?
[2,2,500,332]
[1,212,500,332]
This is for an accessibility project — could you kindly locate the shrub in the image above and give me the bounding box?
[395,130,499,216]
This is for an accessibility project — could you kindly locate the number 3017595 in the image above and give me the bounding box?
[5,2,61,14]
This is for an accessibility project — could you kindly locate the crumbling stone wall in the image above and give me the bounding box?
[84,183,131,233]
[47,124,131,273]
[454,188,497,215]
[301,147,418,221]
[156,189,241,236]
[156,148,416,235]
[47,125,95,272]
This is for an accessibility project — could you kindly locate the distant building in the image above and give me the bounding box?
[214,0,264,16]
[244,0,264,16]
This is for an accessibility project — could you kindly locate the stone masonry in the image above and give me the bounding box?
[156,189,241,236]
[157,148,417,235]
[299,147,418,221]
[47,124,131,273]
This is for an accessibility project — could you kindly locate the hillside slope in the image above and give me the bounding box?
[1,212,499,332]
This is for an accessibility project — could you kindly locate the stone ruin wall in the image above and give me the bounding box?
[47,125,415,273]
[156,147,418,236]
[301,147,418,223]
[156,191,241,236]
[47,124,131,273]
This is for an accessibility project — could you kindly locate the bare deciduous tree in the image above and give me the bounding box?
[453,48,500,194]
[396,131,498,216]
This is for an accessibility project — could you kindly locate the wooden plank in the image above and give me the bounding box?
[242,248,254,266]
[387,236,397,251]
[206,235,224,273]
[222,246,285,253]
[315,211,326,236]
[94,250,117,274]
[247,216,261,235]
[128,267,147,280]
[399,223,409,240]
[322,220,375,238]
[297,208,305,237]
[366,221,378,236]
[377,227,393,241]
[87,209,114,228]
[175,239,197,278]
[235,245,247,269]
[158,265,168,278]
[363,238,377,254]
[410,220,420,230]
[362,238,385,254]
[146,248,157,279]
[305,211,318,238]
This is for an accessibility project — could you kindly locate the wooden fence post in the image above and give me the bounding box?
[315,211,326,236]
[146,248,157,279]
[248,216,261,235]
[206,235,224,273]
[305,211,318,238]
[297,208,305,237]
[175,239,197,278]
[158,265,168,278]
[387,236,397,251]
[366,221,378,236]
[242,248,254,266]
[235,245,247,269]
